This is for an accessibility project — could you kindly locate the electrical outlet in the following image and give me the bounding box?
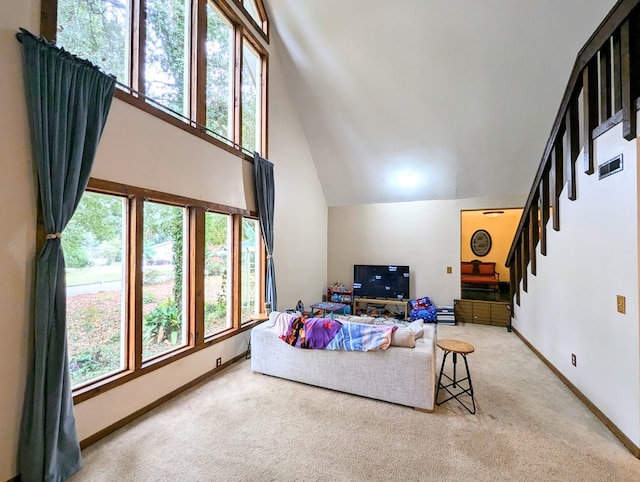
[216,357,222,367]
[617,295,626,314]
[446,266,452,274]
[571,353,576,367]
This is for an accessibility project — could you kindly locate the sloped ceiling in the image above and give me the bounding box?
[265,0,618,206]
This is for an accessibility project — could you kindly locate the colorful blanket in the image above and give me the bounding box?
[281,315,396,351]
[282,316,342,349]
[325,321,396,351]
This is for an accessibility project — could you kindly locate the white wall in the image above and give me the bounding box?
[328,194,525,307]
[268,34,328,311]
[0,1,327,478]
[0,1,40,479]
[512,123,640,447]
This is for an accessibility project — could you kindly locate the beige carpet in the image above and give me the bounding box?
[69,323,640,481]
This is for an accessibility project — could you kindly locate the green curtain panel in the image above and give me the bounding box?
[253,152,277,310]
[16,28,115,482]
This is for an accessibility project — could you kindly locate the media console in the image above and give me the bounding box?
[353,298,409,320]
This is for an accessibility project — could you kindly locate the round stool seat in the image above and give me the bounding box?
[437,339,475,355]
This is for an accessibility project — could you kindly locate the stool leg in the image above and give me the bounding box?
[436,350,476,414]
[462,353,476,414]
[452,352,457,388]
[435,350,450,403]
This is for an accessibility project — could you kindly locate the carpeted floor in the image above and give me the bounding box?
[69,323,640,481]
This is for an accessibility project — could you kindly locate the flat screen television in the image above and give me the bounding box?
[352,264,410,300]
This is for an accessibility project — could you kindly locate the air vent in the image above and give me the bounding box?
[598,154,623,180]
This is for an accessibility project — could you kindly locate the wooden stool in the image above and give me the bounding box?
[435,339,476,414]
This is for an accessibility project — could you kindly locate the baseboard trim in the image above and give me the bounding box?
[512,327,640,458]
[79,352,246,449]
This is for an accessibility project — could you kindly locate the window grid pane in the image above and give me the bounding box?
[144,0,190,117]
[142,202,188,361]
[204,211,232,337]
[243,0,262,26]
[56,0,130,83]
[205,4,234,143]
[241,40,261,152]
[241,218,260,321]
[65,192,127,387]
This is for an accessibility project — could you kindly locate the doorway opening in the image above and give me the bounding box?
[460,208,522,302]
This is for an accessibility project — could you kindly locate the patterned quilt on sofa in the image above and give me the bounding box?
[278,314,397,351]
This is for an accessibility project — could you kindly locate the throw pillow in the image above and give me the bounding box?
[390,327,415,348]
[408,319,424,339]
[335,314,375,325]
[269,311,298,338]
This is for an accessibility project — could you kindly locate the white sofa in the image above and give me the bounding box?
[250,312,437,411]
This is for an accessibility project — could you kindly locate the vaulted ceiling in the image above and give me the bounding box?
[265,0,618,206]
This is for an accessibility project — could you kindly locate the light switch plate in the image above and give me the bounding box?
[446,266,452,274]
[617,295,626,314]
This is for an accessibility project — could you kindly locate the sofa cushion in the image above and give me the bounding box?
[478,263,496,275]
[461,262,474,274]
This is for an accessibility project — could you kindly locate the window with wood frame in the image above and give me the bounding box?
[234,0,268,37]
[47,0,268,158]
[66,179,264,401]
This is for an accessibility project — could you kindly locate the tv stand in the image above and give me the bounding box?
[353,298,409,320]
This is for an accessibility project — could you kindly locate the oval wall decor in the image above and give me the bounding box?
[470,229,492,257]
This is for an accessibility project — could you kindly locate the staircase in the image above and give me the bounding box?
[505,0,640,457]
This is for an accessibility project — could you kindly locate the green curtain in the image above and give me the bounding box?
[16,28,115,482]
[253,152,277,310]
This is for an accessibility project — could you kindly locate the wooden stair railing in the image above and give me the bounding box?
[506,0,640,305]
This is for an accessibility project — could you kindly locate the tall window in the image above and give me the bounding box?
[241,40,261,152]
[47,0,268,157]
[144,0,190,116]
[142,202,188,361]
[204,211,232,337]
[241,217,261,320]
[64,192,127,388]
[206,3,234,142]
[56,0,130,84]
[64,181,264,395]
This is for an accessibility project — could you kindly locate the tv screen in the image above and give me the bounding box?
[352,265,410,300]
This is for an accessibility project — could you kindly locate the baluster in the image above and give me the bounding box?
[566,94,580,201]
[509,263,516,305]
[521,232,528,293]
[514,245,521,306]
[613,30,622,112]
[530,200,538,276]
[600,39,613,121]
[539,167,550,256]
[583,59,598,174]
[621,19,636,140]
[551,140,563,231]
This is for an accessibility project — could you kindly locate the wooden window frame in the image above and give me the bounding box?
[69,178,264,404]
[41,0,269,161]
[231,0,269,42]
